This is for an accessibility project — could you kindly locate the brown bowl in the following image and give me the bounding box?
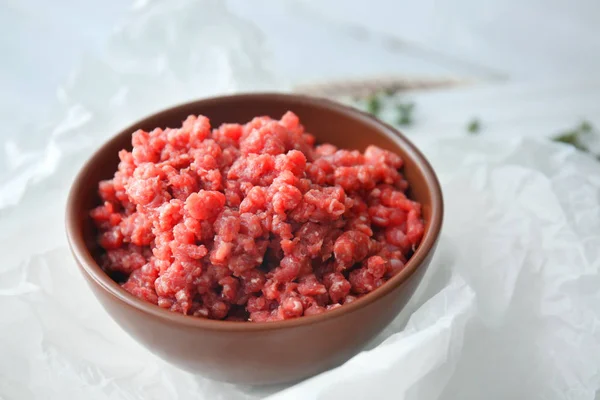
[66,93,443,385]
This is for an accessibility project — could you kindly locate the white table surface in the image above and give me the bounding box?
[3,0,600,135]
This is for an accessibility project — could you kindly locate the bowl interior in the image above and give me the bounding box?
[68,93,442,328]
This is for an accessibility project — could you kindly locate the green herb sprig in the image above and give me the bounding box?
[467,118,481,134]
[363,92,416,127]
[366,95,382,117]
[552,121,594,152]
[396,102,415,126]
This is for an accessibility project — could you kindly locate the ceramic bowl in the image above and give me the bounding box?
[66,93,443,385]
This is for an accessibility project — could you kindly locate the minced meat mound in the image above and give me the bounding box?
[90,111,424,322]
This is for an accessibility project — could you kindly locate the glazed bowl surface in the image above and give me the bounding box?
[65,93,443,385]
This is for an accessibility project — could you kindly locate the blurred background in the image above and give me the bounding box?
[3,0,600,126]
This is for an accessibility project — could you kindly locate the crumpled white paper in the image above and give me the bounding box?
[2,1,600,399]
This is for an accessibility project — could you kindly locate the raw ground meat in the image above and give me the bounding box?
[90,111,425,322]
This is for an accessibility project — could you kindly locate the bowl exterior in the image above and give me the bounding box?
[66,93,443,385]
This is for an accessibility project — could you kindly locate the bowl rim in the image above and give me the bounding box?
[65,92,443,332]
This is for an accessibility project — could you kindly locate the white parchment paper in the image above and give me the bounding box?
[2,1,600,399]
